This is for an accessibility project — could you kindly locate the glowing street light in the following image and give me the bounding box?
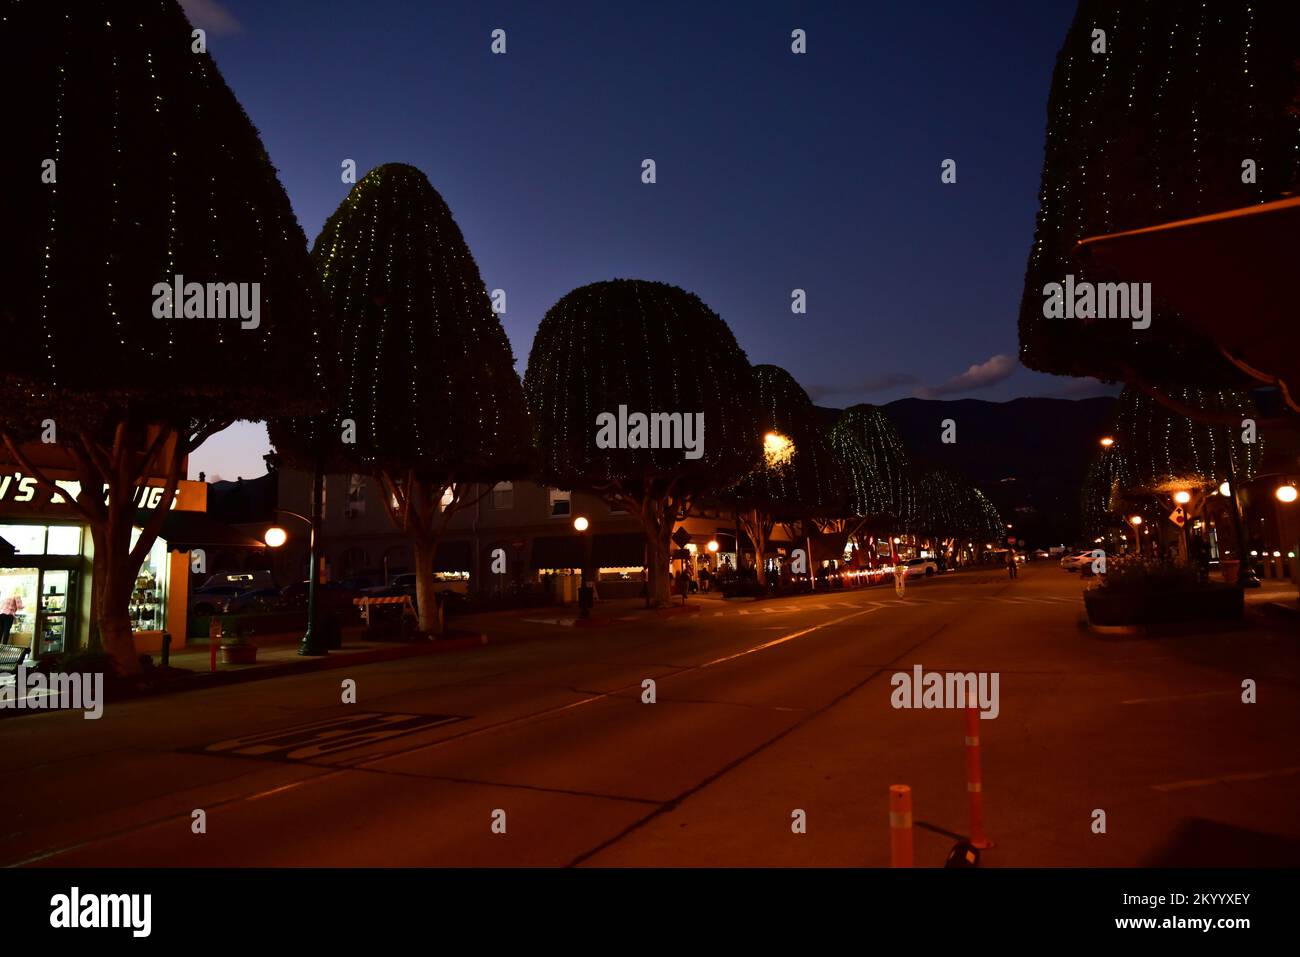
[1100,437,1115,448]
[706,540,719,553]
[763,431,795,468]
[1173,490,1191,505]
[1219,481,1231,497]
[264,526,288,548]
[1276,484,1298,504]
[1129,515,1143,526]
[573,515,590,532]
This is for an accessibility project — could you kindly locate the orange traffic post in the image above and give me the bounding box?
[963,692,993,849]
[889,784,914,867]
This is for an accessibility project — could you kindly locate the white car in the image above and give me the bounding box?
[902,558,938,578]
[1060,551,1097,572]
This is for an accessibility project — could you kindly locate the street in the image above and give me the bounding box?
[5,563,1298,868]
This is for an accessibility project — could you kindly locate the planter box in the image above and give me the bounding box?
[220,644,258,665]
[1084,584,1243,627]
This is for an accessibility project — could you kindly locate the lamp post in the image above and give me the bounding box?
[574,515,593,617]
[1128,514,1143,554]
[265,486,328,656]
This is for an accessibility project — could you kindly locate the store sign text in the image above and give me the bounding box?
[0,474,178,509]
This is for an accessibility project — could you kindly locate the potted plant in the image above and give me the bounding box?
[219,618,258,664]
[1084,555,1243,628]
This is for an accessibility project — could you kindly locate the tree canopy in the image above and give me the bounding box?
[912,468,1004,544]
[728,365,845,519]
[827,404,915,527]
[1017,0,1300,391]
[0,0,327,434]
[271,163,530,482]
[524,279,759,496]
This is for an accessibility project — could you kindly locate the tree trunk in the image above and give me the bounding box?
[646,528,672,606]
[412,533,445,636]
[93,509,143,676]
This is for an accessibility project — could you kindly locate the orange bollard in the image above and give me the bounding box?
[963,693,994,849]
[889,784,914,867]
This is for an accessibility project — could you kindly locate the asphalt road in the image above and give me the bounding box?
[5,564,1298,867]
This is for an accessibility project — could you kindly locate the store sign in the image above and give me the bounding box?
[0,474,179,510]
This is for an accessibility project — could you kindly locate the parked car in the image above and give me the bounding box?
[280,581,363,612]
[902,558,938,578]
[201,570,275,591]
[363,572,470,610]
[224,587,284,614]
[191,585,246,616]
[1060,551,1096,572]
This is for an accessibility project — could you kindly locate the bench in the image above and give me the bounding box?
[0,644,29,675]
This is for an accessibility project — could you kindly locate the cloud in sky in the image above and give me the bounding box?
[916,354,1018,398]
[805,373,919,401]
[179,0,243,35]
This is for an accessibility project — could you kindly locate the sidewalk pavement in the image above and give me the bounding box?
[1245,578,1299,618]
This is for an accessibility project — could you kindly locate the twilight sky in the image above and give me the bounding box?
[184,0,1111,482]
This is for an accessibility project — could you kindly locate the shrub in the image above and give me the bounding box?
[1100,555,1201,593]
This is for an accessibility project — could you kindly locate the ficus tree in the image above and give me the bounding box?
[524,280,760,606]
[272,163,531,635]
[1017,0,1300,407]
[912,468,1004,549]
[826,404,916,552]
[0,2,327,675]
[726,365,846,586]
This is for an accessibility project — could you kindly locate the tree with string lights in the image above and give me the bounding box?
[524,280,760,606]
[912,468,1004,548]
[1017,0,1300,400]
[725,365,846,587]
[271,163,532,635]
[827,404,916,541]
[0,2,328,675]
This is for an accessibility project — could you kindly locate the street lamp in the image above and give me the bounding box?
[1219,481,1231,497]
[1173,490,1191,505]
[1100,437,1115,448]
[706,540,719,553]
[763,431,795,468]
[573,515,589,532]
[1128,514,1143,553]
[268,506,327,656]
[1276,484,1298,504]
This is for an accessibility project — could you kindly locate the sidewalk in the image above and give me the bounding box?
[1245,578,1299,618]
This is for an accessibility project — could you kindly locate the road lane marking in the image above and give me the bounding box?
[1152,766,1300,792]
[699,605,884,668]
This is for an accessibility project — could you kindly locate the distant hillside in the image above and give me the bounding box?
[817,397,1116,547]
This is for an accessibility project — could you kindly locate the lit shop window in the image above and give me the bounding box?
[127,527,168,632]
[0,523,82,555]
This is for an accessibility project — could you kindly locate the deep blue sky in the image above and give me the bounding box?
[184,0,1104,481]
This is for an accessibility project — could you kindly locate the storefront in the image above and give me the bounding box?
[0,469,207,658]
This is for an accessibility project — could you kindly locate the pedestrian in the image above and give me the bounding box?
[1006,547,1018,579]
[893,561,907,598]
[675,568,690,605]
[0,586,23,642]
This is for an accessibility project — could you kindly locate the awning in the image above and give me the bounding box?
[531,536,584,570]
[134,509,264,551]
[1076,196,1300,410]
[434,540,471,573]
[592,532,645,568]
[0,536,14,562]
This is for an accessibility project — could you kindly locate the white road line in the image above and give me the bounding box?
[700,605,885,668]
[1152,766,1300,792]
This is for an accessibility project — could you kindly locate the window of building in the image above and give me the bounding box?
[346,474,366,517]
[491,482,514,510]
[0,523,82,555]
[548,488,571,517]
